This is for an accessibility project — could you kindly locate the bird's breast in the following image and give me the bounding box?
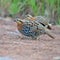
[17,23,23,31]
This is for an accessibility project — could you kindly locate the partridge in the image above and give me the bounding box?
[25,14,52,30]
[14,18,54,39]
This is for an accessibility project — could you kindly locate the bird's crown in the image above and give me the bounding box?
[14,18,23,24]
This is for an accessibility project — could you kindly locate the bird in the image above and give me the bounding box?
[25,14,52,30]
[14,18,54,39]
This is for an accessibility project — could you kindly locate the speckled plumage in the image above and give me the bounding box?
[15,18,54,39]
[25,14,52,30]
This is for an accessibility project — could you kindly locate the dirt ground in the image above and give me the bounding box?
[0,18,60,60]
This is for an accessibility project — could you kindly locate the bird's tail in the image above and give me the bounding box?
[45,28,54,39]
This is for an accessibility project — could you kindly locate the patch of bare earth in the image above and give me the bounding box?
[0,19,60,60]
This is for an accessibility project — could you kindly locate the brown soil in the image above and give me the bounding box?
[0,18,60,60]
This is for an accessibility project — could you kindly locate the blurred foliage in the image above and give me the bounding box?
[28,0,39,15]
[0,0,60,24]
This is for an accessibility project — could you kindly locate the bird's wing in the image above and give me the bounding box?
[35,16,52,30]
[33,21,54,39]
[35,16,49,25]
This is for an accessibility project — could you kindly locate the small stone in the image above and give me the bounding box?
[53,56,60,60]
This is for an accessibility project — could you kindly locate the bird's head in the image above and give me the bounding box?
[14,18,24,31]
[14,18,23,24]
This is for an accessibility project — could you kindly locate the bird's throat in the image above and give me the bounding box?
[17,23,23,31]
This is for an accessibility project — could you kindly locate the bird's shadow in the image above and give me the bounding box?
[18,35,39,40]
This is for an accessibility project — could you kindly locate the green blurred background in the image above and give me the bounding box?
[0,0,60,25]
